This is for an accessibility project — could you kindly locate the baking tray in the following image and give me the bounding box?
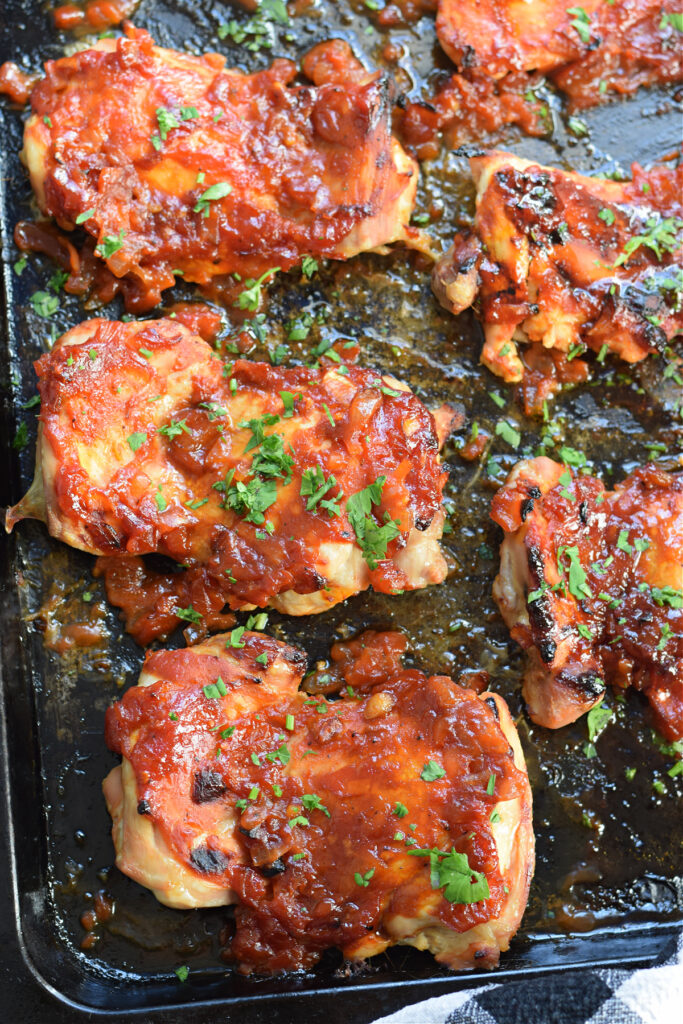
[1,0,682,1020]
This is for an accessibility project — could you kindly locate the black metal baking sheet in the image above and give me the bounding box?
[1,0,682,1019]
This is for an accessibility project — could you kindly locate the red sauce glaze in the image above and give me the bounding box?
[31,319,447,643]
[399,72,548,159]
[492,462,683,740]
[0,63,40,105]
[434,153,683,390]
[459,428,490,463]
[550,0,683,112]
[25,28,416,312]
[163,303,224,344]
[372,0,437,29]
[516,347,590,417]
[105,631,528,972]
[53,1,137,32]
[477,159,683,360]
[304,630,409,694]
[403,1,682,154]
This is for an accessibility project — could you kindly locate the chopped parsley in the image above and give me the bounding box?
[586,703,613,749]
[486,773,496,796]
[95,230,125,259]
[301,256,318,278]
[234,267,280,310]
[420,760,446,782]
[300,466,343,516]
[218,472,278,524]
[354,868,375,887]
[193,181,233,217]
[614,216,683,267]
[658,623,673,651]
[346,476,401,569]
[156,106,180,140]
[174,966,189,982]
[661,11,683,31]
[279,390,298,417]
[495,420,521,449]
[227,626,246,648]
[557,445,586,468]
[559,545,592,600]
[648,585,682,609]
[201,401,228,421]
[126,431,147,452]
[250,433,294,481]
[407,847,490,904]
[12,422,29,451]
[175,605,202,624]
[203,677,228,699]
[265,743,290,765]
[154,485,167,512]
[218,0,289,52]
[394,802,408,818]
[301,793,330,817]
[29,291,59,318]
[76,209,95,225]
[159,418,191,438]
[598,208,616,227]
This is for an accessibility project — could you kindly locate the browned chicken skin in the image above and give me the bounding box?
[491,457,683,740]
[436,0,683,104]
[7,318,451,643]
[103,629,534,973]
[21,27,420,311]
[433,150,683,405]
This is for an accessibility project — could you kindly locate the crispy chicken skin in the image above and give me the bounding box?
[7,318,449,643]
[22,27,419,312]
[436,0,683,106]
[103,629,534,974]
[491,457,683,740]
[433,150,683,388]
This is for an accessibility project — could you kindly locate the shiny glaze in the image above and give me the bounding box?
[16,318,447,642]
[23,26,418,311]
[105,630,529,973]
[492,459,683,740]
[401,0,683,152]
[52,1,138,33]
[433,151,683,397]
[0,62,39,105]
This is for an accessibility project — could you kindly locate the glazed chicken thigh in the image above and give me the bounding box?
[436,0,683,107]
[491,457,683,740]
[7,318,450,643]
[433,150,683,403]
[103,629,534,973]
[22,26,419,311]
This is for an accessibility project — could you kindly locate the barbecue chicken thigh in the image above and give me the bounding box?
[22,26,419,311]
[436,0,683,108]
[7,318,450,643]
[103,629,534,973]
[491,457,683,740]
[433,150,683,401]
